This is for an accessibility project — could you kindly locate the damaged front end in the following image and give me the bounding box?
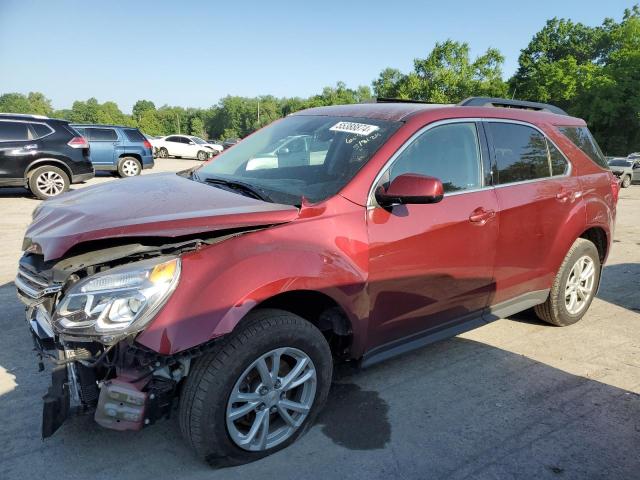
[15,234,231,438]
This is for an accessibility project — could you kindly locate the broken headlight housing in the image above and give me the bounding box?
[53,257,181,343]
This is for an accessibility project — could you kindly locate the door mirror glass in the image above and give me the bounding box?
[375,174,444,207]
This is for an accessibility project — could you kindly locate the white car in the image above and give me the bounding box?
[155,135,223,161]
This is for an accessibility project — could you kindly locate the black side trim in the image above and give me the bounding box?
[360,289,550,368]
[483,289,549,322]
[42,365,70,439]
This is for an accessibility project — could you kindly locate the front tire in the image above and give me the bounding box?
[197,150,208,161]
[179,309,332,467]
[621,175,631,188]
[28,165,70,200]
[534,238,600,326]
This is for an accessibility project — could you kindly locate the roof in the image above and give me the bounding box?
[70,123,138,129]
[292,102,584,126]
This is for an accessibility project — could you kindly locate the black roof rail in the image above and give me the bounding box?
[375,97,434,104]
[458,97,568,116]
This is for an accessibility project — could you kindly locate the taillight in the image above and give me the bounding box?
[143,139,152,149]
[68,136,89,149]
[610,173,620,203]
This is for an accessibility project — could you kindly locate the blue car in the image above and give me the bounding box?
[71,124,154,177]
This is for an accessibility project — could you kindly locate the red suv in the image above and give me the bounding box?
[16,97,618,466]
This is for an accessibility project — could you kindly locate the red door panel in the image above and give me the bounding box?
[366,189,499,349]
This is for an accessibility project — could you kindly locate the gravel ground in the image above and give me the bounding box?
[0,160,638,479]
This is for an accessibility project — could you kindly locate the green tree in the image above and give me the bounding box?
[373,40,508,102]
[132,99,156,123]
[0,92,53,115]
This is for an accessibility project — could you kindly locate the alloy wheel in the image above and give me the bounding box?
[122,159,140,176]
[565,255,596,315]
[36,171,65,197]
[226,347,317,452]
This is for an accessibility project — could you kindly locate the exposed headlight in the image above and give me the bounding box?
[53,257,180,343]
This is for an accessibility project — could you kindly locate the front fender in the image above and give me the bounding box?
[136,201,369,355]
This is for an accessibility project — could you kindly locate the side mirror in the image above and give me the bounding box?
[279,147,290,155]
[375,174,444,207]
[188,141,195,145]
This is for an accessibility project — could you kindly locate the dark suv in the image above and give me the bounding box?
[16,97,618,466]
[0,114,94,199]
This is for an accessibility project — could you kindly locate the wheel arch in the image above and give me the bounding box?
[118,153,142,163]
[579,226,608,263]
[250,290,354,359]
[24,158,73,180]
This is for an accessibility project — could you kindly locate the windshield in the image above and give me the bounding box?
[192,137,208,144]
[195,115,401,205]
[609,159,631,167]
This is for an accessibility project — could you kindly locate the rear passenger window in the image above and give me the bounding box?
[388,122,482,193]
[30,123,53,139]
[88,128,117,141]
[548,142,569,176]
[558,126,608,169]
[0,121,30,141]
[123,128,146,142]
[488,123,550,184]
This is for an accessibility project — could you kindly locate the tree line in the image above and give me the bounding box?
[1,6,638,155]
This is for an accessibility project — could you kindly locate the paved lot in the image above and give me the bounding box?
[0,161,638,479]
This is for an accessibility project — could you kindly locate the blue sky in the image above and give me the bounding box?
[0,0,636,112]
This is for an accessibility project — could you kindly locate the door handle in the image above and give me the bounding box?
[24,144,37,150]
[556,190,580,202]
[469,208,495,224]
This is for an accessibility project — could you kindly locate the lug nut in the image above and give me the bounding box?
[270,406,277,413]
[274,380,281,389]
[259,386,269,396]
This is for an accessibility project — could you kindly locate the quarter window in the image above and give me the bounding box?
[488,123,550,184]
[387,122,482,193]
[87,128,118,141]
[30,123,53,139]
[165,136,179,142]
[558,126,608,169]
[0,121,30,141]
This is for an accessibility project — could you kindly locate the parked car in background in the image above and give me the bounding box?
[0,114,94,199]
[608,157,639,187]
[71,125,154,177]
[16,97,618,466]
[154,135,221,160]
[222,137,241,149]
[245,134,330,170]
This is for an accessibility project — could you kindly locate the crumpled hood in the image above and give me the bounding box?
[25,172,299,261]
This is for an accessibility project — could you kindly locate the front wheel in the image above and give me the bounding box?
[197,150,208,161]
[621,175,631,188]
[535,238,600,326]
[179,309,332,467]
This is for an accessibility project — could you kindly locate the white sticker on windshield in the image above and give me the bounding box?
[330,121,380,136]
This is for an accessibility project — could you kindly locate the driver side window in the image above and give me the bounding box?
[388,122,482,193]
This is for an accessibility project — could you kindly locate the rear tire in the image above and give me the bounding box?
[534,238,600,326]
[117,157,141,177]
[28,165,69,200]
[178,309,332,467]
[621,175,631,188]
[158,147,168,158]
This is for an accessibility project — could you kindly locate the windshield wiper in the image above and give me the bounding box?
[204,177,273,202]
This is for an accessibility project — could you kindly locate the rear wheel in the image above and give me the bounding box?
[117,157,141,177]
[534,238,600,326]
[621,175,631,188]
[158,147,168,158]
[28,165,69,199]
[179,309,332,467]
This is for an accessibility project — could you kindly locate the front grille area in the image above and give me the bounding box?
[15,265,61,301]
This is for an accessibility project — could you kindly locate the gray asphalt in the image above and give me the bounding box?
[0,159,638,479]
